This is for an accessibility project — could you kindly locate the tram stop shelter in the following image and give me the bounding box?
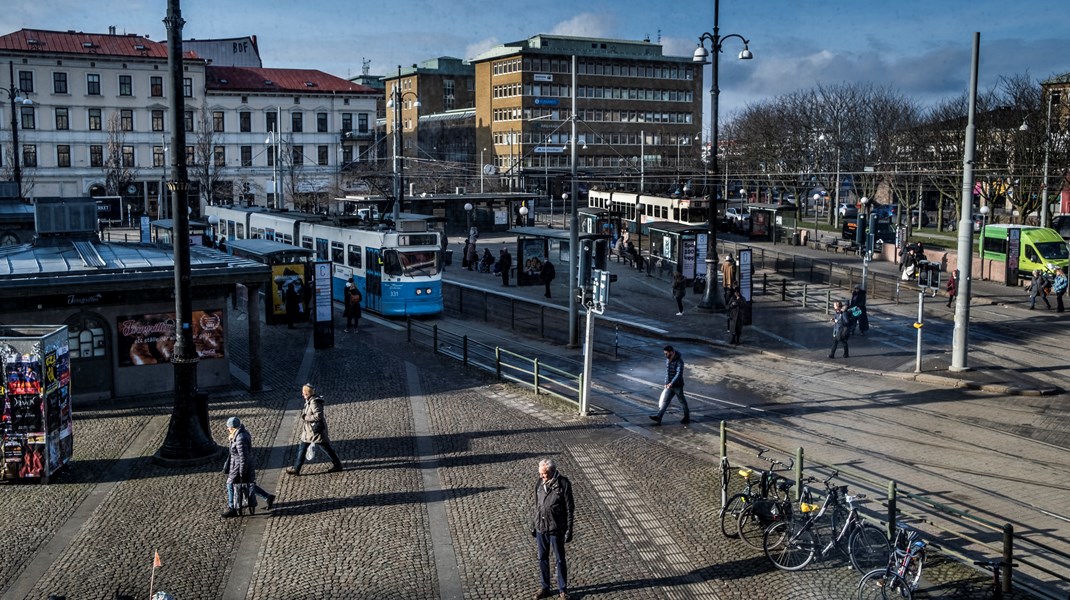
[745,203,797,244]
[642,222,709,283]
[507,226,610,287]
[149,218,212,245]
[0,199,271,403]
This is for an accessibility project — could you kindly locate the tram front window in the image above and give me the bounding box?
[383,249,441,277]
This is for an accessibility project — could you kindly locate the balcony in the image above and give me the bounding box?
[341,129,374,143]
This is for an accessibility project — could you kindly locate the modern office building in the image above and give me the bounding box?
[469,34,703,198]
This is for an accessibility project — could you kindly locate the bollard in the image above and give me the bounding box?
[762,273,768,295]
[407,319,412,342]
[887,480,897,541]
[533,358,540,395]
[826,290,832,314]
[463,335,469,366]
[495,347,502,380]
[794,447,804,501]
[781,278,787,301]
[1002,523,1014,594]
[719,421,728,509]
[433,324,439,354]
[803,284,809,308]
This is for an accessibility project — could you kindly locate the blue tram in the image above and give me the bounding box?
[205,205,443,317]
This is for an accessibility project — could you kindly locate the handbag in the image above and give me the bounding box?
[305,442,318,461]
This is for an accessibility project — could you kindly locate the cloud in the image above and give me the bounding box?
[549,13,615,38]
[465,37,501,62]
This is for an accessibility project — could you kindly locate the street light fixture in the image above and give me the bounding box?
[387,65,420,224]
[480,147,487,193]
[5,61,33,201]
[1040,91,1054,228]
[464,202,474,243]
[519,205,529,227]
[813,192,822,241]
[693,0,753,311]
[979,205,990,280]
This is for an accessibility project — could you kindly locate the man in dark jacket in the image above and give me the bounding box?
[829,301,851,358]
[286,384,343,475]
[540,260,556,298]
[649,345,689,425]
[500,247,513,286]
[533,458,575,600]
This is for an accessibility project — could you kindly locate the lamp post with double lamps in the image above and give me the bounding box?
[693,0,753,310]
[5,61,33,201]
[387,65,420,223]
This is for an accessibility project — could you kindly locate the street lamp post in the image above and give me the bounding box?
[1040,91,1053,229]
[266,127,279,209]
[5,61,33,201]
[860,196,871,289]
[979,205,990,279]
[813,193,821,242]
[388,65,420,224]
[693,0,753,311]
[480,147,486,193]
[464,202,473,244]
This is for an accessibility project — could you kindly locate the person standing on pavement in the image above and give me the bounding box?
[286,384,343,475]
[284,282,301,329]
[671,271,687,315]
[533,458,574,600]
[945,270,958,307]
[461,239,471,269]
[848,285,869,335]
[720,254,737,301]
[343,281,362,333]
[649,345,689,425]
[467,241,479,272]
[1053,267,1067,312]
[1027,270,1052,310]
[499,247,513,286]
[540,259,557,298]
[829,301,851,359]
[727,288,746,345]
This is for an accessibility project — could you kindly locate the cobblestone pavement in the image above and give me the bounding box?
[0,247,1055,599]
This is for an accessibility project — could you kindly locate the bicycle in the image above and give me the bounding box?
[973,560,1017,600]
[736,475,796,549]
[719,449,792,538]
[763,471,891,572]
[856,525,927,599]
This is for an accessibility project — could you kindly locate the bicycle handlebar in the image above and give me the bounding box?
[756,449,794,470]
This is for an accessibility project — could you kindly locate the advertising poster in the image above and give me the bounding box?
[116,309,226,367]
[517,239,548,286]
[271,263,307,317]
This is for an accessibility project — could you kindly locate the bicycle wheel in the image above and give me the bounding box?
[849,524,892,572]
[827,503,851,551]
[764,520,817,571]
[737,503,766,549]
[857,569,912,600]
[720,493,748,538]
[900,549,924,590]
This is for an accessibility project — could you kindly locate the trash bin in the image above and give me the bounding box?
[444,249,453,266]
[791,231,800,246]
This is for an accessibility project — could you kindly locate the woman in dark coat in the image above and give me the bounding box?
[848,285,869,334]
[727,288,746,345]
[222,416,256,517]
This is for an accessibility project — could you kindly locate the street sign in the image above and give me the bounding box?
[534,146,565,153]
[534,97,559,106]
[591,269,610,314]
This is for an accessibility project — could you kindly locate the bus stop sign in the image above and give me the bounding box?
[591,269,610,314]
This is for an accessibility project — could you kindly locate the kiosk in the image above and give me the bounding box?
[226,238,315,325]
[1,325,73,482]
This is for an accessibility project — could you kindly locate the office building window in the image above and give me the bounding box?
[120,109,134,131]
[57,145,71,168]
[185,146,195,165]
[122,146,135,167]
[23,145,37,167]
[239,111,251,132]
[213,111,224,132]
[20,106,35,129]
[18,70,33,93]
[90,145,103,167]
[291,112,303,132]
[342,113,352,131]
[183,77,193,98]
[358,113,368,132]
[151,76,163,97]
[55,107,69,130]
[153,146,165,168]
[444,79,455,110]
[89,108,102,131]
[213,145,225,167]
[240,145,252,167]
[266,111,277,133]
[184,110,193,132]
[152,109,164,132]
[318,145,328,166]
[53,72,68,94]
[87,74,101,95]
[317,112,328,133]
[292,145,303,165]
[119,75,132,96]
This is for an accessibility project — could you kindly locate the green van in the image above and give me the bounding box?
[979,224,1069,280]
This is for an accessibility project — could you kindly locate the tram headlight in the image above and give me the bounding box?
[425,287,432,295]
[416,288,422,295]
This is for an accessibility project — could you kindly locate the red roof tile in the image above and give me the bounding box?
[0,28,199,60]
[206,66,376,94]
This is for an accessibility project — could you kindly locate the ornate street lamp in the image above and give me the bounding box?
[693,0,753,310]
[4,61,33,201]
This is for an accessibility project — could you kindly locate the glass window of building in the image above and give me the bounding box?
[119,75,132,96]
[55,107,69,130]
[239,111,251,132]
[151,76,163,97]
[152,109,164,132]
[53,72,68,94]
[87,74,101,95]
[90,145,104,167]
[57,145,71,167]
[317,112,328,133]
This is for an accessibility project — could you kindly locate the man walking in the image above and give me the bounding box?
[499,247,513,286]
[649,345,689,425]
[540,259,556,298]
[829,301,851,358]
[286,384,343,475]
[533,458,574,600]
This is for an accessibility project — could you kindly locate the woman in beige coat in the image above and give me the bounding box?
[286,384,344,475]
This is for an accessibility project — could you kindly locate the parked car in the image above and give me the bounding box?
[871,203,896,219]
[838,203,858,219]
[909,209,931,227]
[725,207,750,231]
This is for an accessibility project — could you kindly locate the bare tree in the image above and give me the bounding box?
[103,112,136,196]
[192,103,226,207]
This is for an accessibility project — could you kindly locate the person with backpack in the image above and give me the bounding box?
[848,285,868,335]
[1053,267,1067,312]
[540,259,557,298]
[829,301,852,359]
[343,281,362,332]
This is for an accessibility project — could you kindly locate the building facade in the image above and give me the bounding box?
[0,28,378,217]
[469,34,703,198]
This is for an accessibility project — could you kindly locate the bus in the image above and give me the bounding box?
[206,205,443,317]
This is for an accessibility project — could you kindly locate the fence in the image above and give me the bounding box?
[716,421,1070,600]
[406,319,582,409]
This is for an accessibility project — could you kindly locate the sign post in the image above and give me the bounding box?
[312,261,334,350]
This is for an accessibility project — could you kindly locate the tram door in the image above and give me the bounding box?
[364,247,382,313]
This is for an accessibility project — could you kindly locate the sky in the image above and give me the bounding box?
[5,0,1069,126]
